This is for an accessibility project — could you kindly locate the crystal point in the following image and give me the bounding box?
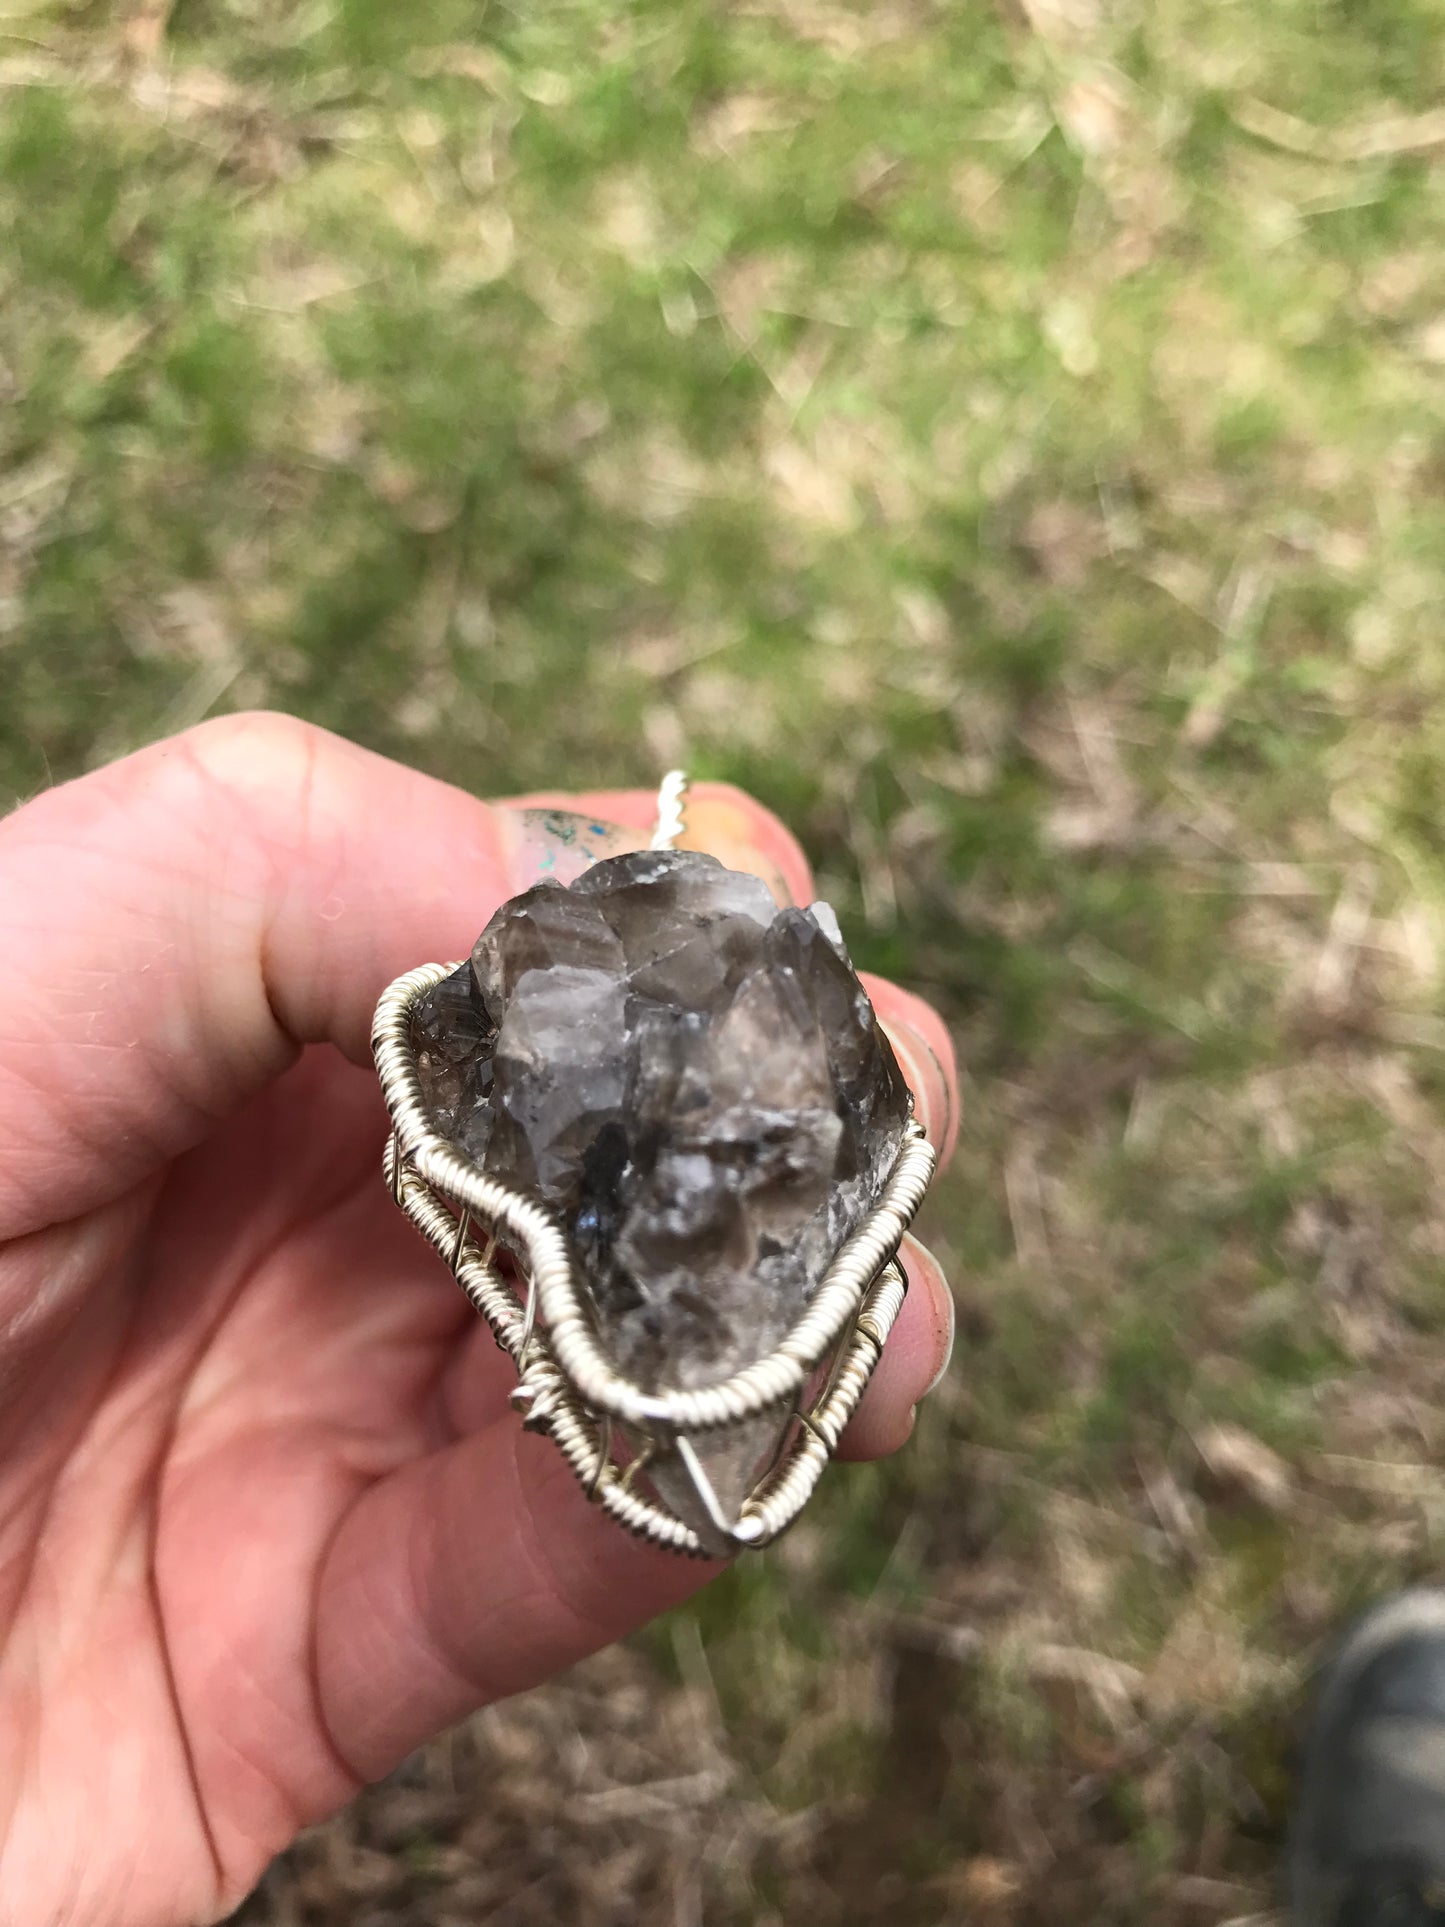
[410,848,910,1551]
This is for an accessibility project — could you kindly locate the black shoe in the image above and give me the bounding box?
[1289,1587,1445,1924]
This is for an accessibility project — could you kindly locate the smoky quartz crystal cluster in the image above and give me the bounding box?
[407,848,912,1546]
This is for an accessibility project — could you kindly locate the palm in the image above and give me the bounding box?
[1,1050,506,1923]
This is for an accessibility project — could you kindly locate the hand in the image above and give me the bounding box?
[0,714,957,1927]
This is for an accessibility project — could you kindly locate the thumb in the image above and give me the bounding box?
[0,714,520,1238]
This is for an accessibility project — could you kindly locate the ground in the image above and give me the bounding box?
[7,1,1445,1921]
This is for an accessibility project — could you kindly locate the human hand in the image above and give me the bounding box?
[0,714,957,1927]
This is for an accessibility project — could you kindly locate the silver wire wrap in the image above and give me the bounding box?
[649,768,689,851]
[372,770,938,1555]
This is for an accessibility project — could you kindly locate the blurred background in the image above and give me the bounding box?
[7,0,1445,1920]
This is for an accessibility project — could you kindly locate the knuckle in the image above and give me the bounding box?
[176,711,328,857]
[183,709,323,788]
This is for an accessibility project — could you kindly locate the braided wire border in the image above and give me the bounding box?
[373,960,936,1553]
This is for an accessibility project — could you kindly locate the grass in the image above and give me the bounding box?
[9,0,1445,1919]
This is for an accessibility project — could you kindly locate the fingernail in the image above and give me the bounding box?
[493,805,645,889]
[915,1240,956,1398]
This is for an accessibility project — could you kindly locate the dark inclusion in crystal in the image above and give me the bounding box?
[409,848,910,1546]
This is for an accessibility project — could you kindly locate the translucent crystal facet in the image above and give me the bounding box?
[409,848,910,1549]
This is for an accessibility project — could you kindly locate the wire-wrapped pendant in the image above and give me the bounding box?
[371,775,936,1556]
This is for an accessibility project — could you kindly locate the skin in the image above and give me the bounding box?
[0,713,958,1927]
